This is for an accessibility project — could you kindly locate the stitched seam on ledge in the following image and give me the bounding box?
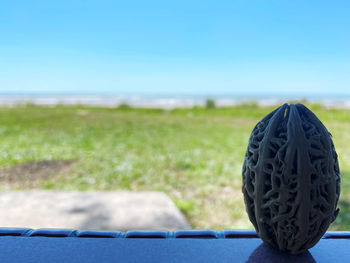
[0,229,346,239]
[0,229,258,238]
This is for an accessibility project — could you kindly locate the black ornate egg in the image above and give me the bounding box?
[242,103,341,254]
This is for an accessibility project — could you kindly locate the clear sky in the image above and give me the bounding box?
[1,0,350,96]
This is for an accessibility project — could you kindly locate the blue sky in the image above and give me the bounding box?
[1,0,350,96]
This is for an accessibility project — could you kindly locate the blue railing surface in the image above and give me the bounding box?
[0,228,349,262]
[0,228,256,238]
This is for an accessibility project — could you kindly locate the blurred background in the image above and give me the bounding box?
[0,0,350,231]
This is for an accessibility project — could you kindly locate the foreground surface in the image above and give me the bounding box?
[0,104,349,229]
[0,229,348,263]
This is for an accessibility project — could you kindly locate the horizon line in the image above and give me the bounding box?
[0,92,350,98]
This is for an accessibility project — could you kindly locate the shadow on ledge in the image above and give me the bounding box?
[247,243,315,263]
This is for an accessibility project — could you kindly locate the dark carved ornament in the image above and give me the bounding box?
[242,103,341,254]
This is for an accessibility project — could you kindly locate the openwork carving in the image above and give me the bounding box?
[242,103,340,254]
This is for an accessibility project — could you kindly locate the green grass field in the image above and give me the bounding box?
[0,103,349,230]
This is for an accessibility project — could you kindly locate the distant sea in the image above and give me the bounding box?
[0,93,350,109]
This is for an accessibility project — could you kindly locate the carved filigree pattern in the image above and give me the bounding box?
[242,104,340,254]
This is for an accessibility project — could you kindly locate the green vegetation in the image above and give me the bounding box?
[0,103,349,230]
[205,98,216,109]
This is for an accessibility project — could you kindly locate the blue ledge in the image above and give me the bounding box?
[0,228,258,238]
[0,228,348,239]
[0,228,349,262]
